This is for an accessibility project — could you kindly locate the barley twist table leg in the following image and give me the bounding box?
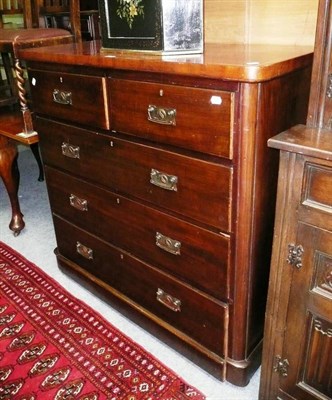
[14,57,34,134]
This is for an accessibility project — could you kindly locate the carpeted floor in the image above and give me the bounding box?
[0,240,206,399]
[0,146,261,400]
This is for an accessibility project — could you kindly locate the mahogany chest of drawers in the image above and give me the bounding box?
[21,42,313,386]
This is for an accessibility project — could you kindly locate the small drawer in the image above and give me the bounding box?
[110,79,234,159]
[302,162,332,214]
[37,117,232,232]
[46,166,231,300]
[53,216,228,357]
[29,69,109,129]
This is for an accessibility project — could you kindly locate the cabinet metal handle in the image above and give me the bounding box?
[53,89,72,105]
[69,194,88,211]
[76,242,93,260]
[61,142,80,159]
[156,288,181,312]
[150,169,178,191]
[155,232,181,255]
[148,105,176,125]
[287,244,304,269]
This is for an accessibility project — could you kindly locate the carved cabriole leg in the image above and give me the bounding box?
[30,142,44,182]
[0,136,25,235]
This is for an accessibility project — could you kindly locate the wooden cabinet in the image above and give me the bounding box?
[259,126,332,400]
[21,42,312,386]
[259,1,332,399]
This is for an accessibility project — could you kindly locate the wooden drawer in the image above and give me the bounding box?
[46,166,231,300]
[302,161,332,214]
[110,79,234,158]
[29,70,109,129]
[37,117,232,232]
[53,215,228,357]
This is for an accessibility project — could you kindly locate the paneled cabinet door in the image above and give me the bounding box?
[278,222,332,400]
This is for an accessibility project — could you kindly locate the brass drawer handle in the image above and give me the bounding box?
[148,105,176,125]
[53,88,72,105]
[76,241,93,260]
[61,142,80,159]
[156,288,181,312]
[156,232,181,255]
[69,194,88,211]
[150,169,178,191]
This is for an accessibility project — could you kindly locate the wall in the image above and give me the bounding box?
[3,2,319,46]
[205,0,319,46]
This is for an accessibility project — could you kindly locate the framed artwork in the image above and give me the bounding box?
[98,0,203,54]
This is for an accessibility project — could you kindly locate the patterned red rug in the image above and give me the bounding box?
[0,242,206,400]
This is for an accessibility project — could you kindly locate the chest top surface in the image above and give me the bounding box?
[19,40,313,82]
[268,124,332,160]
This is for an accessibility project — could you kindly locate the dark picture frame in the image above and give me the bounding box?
[98,0,203,54]
[99,0,163,51]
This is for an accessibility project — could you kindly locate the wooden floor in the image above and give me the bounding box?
[0,108,38,145]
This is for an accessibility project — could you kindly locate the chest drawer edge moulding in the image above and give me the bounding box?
[19,41,313,387]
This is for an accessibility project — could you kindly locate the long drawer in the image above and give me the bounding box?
[37,117,232,232]
[110,78,234,158]
[29,69,109,129]
[53,215,228,357]
[46,166,231,300]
